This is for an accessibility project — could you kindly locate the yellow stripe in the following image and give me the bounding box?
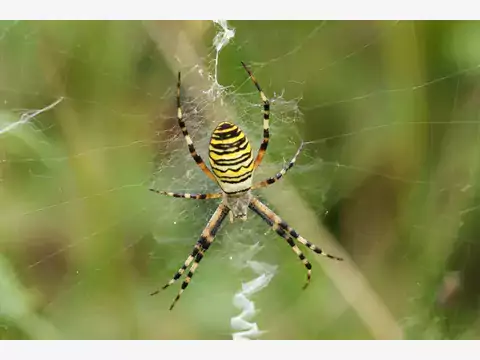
[210,133,245,145]
[213,123,238,134]
[208,145,249,155]
[209,143,252,161]
[213,163,254,178]
[216,173,253,183]
[211,159,253,172]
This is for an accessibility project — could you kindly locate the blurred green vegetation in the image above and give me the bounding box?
[1,20,480,339]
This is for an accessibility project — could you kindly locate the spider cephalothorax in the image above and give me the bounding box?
[150,62,343,310]
[222,191,252,222]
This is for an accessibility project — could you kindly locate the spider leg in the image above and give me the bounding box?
[241,62,270,170]
[149,188,222,200]
[153,204,230,310]
[176,72,217,183]
[249,197,342,289]
[251,142,304,190]
[249,197,312,288]
[150,242,202,294]
[168,248,204,310]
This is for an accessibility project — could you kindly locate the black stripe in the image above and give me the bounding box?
[173,269,184,280]
[195,251,204,261]
[263,129,269,137]
[216,170,253,180]
[211,159,254,174]
[278,220,299,239]
[209,139,249,155]
[286,237,295,248]
[211,152,252,166]
[249,202,273,225]
[211,128,239,137]
[201,241,212,251]
[211,130,241,140]
[193,154,203,164]
[217,173,252,184]
[213,155,251,166]
[211,137,247,148]
[213,124,238,132]
[210,137,248,150]
[279,221,289,231]
[217,122,236,131]
[197,237,208,249]
[177,72,181,105]
[212,157,252,168]
[223,188,251,195]
[210,207,229,235]
[210,143,247,152]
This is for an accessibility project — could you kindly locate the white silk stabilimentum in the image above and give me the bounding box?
[230,243,278,340]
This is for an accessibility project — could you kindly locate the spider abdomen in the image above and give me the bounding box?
[209,121,254,193]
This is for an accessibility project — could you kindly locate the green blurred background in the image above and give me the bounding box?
[1,20,480,340]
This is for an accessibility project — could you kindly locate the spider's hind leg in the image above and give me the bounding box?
[248,197,343,289]
[249,198,314,288]
[152,204,230,310]
[272,221,315,289]
[167,204,229,310]
[150,242,203,295]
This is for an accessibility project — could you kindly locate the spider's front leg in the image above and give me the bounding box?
[251,142,304,190]
[149,188,222,200]
[176,72,217,183]
[241,62,270,170]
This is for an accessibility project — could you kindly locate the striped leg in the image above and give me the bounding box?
[249,197,312,288]
[252,142,304,190]
[158,204,230,310]
[150,242,203,295]
[241,62,270,169]
[149,188,222,200]
[176,72,217,183]
[168,245,206,310]
[249,197,343,289]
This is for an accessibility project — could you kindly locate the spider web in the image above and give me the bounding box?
[1,20,480,340]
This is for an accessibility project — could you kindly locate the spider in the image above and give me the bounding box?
[150,62,343,310]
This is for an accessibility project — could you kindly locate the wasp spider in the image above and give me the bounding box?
[150,62,343,310]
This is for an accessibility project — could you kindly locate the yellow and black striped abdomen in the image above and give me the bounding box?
[209,122,254,193]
